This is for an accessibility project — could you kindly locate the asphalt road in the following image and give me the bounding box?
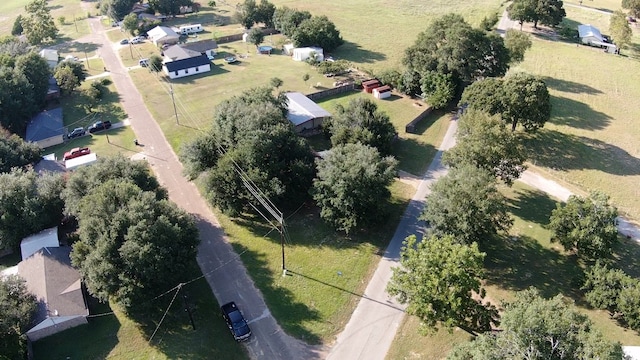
[83,16,325,360]
[327,115,459,360]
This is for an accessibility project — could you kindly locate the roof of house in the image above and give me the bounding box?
[39,49,58,62]
[180,40,218,53]
[164,54,211,72]
[163,45,202,61]
[148,26,179,41]
[578,24,603,41]
[17,247,88,324]
[25,107,64,142]
[20,227,59,261]
[285,92,331,126]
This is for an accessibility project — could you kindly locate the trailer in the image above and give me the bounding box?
[179,24,203,35]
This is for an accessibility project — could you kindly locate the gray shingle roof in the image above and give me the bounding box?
[25,107,64,142]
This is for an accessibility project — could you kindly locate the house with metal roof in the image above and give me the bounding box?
[285,92,331,134]
[25,107,65,148]
[147,26,179,46]
[578,24,617,53]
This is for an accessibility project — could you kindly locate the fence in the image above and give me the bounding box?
[215,28,279,45]
[405,106,433,134]
[306,83,356,101]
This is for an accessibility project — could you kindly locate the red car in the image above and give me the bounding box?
[63,147,91,161]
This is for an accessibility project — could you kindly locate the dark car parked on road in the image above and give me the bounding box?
[67,127,85,139]
[88,120,112,133]
[221,302,251,342]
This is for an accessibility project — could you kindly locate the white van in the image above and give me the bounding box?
[138,58,149,67]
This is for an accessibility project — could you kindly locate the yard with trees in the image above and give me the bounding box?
[0,275,37,360]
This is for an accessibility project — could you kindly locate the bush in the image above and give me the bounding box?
[479,12,499,31]
[558,26,579,41]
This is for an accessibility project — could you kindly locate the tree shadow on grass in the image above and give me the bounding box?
[332,40,386,63]
[506,187,558,226]
[55,41,101,55]
[548,95,612,130]
[393,137,437,176]
[523,129,640,176]
[540,76,603,95]
[483,234,586,305]
[611,235,640,278]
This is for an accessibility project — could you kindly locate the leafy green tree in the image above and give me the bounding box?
[623,0,640,17]
[122,13,138,36]
[323,98,397,155]
[15,52,51,108]
[388,234,498,334]
[269,77,283,89]
[272,6,311,37]
[419,70,456,109]
[618,281,640,331]
[548,191,618,260]
[149,54,163,73]
[235,0,257,28]
[80,85,101,113]
[247,27,264,47]
[422,164,512,244]
[0,127,42,172]
[448,288,624,359]
[0,275,37,360]
[504,29,533,64]
[610,10,632,50]
[312,143,397,234]
[443,110,527,185]
[183,87,314,215]
[461,73,551,131]
[54,60,86,95]
[508,0,538,29]
[148,0,194,17]
[101,0,138,20]
[255,0,276,28]
[0,169,65,251]
[403,14,510,94]
[21,0,58,45]
[376,68,403,90]
[479,12,500,31]
[71,180,199,312]
[291,15,344,52]
[208,0,216,8]
[582,261,631,313]
[63,155,166,216]
[0,67,37,136]
[535,0,567,28]
[11,15,23,36]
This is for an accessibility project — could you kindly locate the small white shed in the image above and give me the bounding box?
[373,85,392,99]
[292,47,324,62]
[283,43,295,55]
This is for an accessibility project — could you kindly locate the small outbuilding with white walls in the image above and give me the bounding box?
[292,47,324,62]
[148,26,180,46]
[578,24,617,53]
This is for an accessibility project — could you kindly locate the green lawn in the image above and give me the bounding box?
[214,179,415,343]
[387,181,640,358]
[32,268,249,360]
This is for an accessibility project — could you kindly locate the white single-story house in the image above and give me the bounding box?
[39,49,59,69]
[65,153,97,170]
[285,92,331,133]
[163,45,211,79]
[578,24,617,53]
[148,26,180,46]
[20,227,59,261]
[26,107,65,148]
[18,246,89,341]
[292,47,324,62]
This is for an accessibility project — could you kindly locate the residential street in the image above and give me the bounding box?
[83,16,325,360]
[327,115,459,360]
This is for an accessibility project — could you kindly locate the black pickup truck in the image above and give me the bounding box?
[221,302,251,342]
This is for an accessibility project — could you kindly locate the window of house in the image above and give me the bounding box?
[175,71,178,76]
[195,67,199,72]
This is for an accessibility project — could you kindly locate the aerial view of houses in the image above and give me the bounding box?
[1,0,640,359]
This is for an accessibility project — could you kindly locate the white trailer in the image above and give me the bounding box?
[179,24,203,35]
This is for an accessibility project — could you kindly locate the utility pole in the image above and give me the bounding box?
[170,84,179,125]
[181,289,196,330]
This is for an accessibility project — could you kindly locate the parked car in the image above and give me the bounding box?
[130,37,143,44]
[120,39,129,45]
[139,58,149,67]
[67,127,85,139]
[63,147,91,161]
[221,302,251,342]
[88,120,112,133]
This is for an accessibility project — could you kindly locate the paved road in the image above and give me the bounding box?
[83,16,325,360]
[327,116,459,360]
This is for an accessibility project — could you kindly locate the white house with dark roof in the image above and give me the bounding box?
[26,107,65,148]
[17,246,88,341]
[285,92,331,133]
[162,45,211,79]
